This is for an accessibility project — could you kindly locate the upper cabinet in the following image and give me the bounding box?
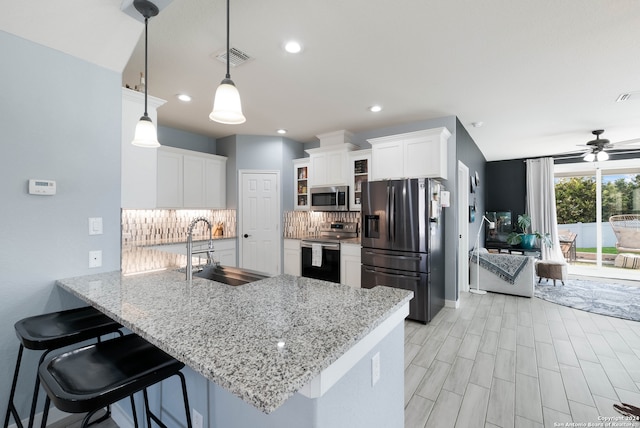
[293,158,310,210]
[306,130,357,187]
[368,127,451,181]
[121,88,227,210]
[157,146,227,209]
[121,88,166,209]
[349,149,371,211]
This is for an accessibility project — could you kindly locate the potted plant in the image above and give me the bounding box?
[507,214,552,249]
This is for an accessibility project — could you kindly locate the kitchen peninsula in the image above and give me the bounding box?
[56,269,412,427]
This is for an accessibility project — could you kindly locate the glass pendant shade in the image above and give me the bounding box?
[209,78,246,124]
[132,115,160,148]
[583,152,595,162]
[596,150,609,161]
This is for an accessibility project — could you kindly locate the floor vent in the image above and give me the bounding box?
[213,47,252,67]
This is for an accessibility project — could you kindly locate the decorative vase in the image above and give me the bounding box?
[521,234,536,249]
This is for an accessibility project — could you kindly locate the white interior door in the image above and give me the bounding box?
[239,171,281,275]
[458,161,470,295]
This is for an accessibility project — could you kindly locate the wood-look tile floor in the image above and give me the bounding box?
[404,289,640,428]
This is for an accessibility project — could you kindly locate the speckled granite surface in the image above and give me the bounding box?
[56,271,411,413]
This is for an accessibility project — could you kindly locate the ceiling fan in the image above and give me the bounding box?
[576,129,640,162]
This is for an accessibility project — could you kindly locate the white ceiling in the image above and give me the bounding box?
[3,0,640,161]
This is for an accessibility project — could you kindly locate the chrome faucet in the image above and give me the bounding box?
[186,216,215,281]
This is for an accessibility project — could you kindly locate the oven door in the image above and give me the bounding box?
[301,241,341,283]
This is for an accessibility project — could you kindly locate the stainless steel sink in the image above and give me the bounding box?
[193,265,269,286]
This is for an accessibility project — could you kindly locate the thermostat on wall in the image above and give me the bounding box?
[28,179,56,195]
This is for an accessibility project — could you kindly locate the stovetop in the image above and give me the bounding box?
[301,222,359,244]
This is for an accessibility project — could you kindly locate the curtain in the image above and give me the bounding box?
[525,158,565,262]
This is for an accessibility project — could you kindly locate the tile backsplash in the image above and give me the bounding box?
[283,211,361,238]
[122,209,236,247]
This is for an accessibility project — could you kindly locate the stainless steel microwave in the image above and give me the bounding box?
[310,186,349,211]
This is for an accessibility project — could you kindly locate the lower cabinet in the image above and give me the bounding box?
[283,239,301,276]
[340,243,361,288]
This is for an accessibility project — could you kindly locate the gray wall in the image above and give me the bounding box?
[158,125,216,154]
[217,134,305,210]
[0,30,122,418]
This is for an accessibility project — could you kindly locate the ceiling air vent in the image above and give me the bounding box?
[213,47,252,67]
[615,91,640,102]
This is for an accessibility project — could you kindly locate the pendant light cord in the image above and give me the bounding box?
[144,16,149,116]
[225,0,230,79]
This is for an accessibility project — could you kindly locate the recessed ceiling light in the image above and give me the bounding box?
[471,121,484,128]
[177,94,192,102]
[369,105,382,113]
[284,41,302,54]
[276,129,287,134]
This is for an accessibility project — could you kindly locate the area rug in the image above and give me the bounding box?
[534,278,640,322]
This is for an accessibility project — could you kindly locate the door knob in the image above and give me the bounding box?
[244,234,250,238]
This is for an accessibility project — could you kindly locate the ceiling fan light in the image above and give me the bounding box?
[132,115,160,148]
[583,152,595,162]
[597,150,609,161]
[209,78,246,124]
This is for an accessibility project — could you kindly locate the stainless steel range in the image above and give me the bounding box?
[301,222,358,283]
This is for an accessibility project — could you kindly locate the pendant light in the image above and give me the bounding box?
[209,0,246,124]
[131,0,160,148]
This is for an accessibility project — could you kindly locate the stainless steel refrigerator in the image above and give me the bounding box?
[361,178,445,323]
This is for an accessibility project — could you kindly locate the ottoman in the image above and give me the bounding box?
[535,260,568,286]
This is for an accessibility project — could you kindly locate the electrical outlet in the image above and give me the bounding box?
[89,250,102,268]
[371,352,380,386]
[192,409,203,428]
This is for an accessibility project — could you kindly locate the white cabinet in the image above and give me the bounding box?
[156,148,183,207]
[121,88,166,209]
[340,243,361,288]
[214,239,236,267]
[369,127,451,181]
[293,159,310,210]
[156,146,227,209]
[283,239,301,276]
[348,150,371,211]
[305,144,358,187]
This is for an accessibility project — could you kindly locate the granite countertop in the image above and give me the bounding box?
[283,235,361,245]
[56,270,411,413]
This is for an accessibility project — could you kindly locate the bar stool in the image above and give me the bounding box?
[38,334,192,428]
[4,306,122,428]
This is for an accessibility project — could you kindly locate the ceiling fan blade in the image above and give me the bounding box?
[612,137,640,147]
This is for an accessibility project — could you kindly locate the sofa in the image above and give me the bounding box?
[469,249,536,297]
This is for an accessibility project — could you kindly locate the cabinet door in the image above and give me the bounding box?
[404,135,444,179]
[283,239,301,276]
[371,140,403,180]
[326,151,347,185]
[349,151,371,211]
[293,160,310,210]
[183,155,206,208]
[310,153,328,186]
[205,158,226,208]
[340,244,361,288]
[157,150,183,208]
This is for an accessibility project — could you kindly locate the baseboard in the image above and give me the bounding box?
[111,402,135,428]
[445,298,460,309]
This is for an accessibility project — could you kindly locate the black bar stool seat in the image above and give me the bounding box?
[15,306,121,350]
[38,334,192,428]
[4,306,122,428]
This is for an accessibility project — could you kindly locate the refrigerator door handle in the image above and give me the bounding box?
[386,185,391,242]
[363,251,422,261]
[390,185,395,243]
[363,268,419,280]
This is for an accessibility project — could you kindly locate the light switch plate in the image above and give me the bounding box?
[89,217,103,235]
